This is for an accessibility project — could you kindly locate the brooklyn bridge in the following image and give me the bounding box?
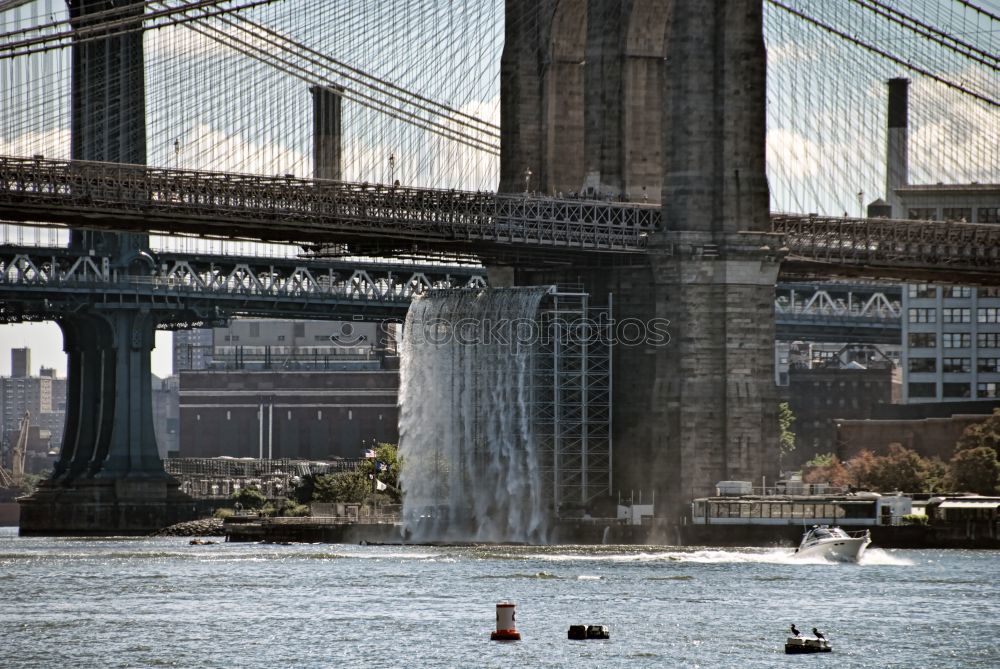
[0,0,996,533]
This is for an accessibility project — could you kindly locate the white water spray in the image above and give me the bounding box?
[399,287,551,543]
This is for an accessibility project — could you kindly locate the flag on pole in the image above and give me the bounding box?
[375,479,388,492]
[364,449,376,459]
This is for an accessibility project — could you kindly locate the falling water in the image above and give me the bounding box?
[398,287,552,543]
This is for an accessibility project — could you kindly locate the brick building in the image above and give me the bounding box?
[178,363,399,460]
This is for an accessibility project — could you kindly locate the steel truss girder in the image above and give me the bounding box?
[772,214,1000,281]
[0,156,656,254]
[0,245,485,326]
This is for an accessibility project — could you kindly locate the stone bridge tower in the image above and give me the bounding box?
[501,0,780,517]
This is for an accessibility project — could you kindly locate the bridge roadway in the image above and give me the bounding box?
[0,156,999,282]
[0,245,902,343]
[0,244,486,327]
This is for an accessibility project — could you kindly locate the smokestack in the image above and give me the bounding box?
[885,78,909,218]
[311,85,344,181]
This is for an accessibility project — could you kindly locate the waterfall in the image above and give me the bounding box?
[398,286,551,543]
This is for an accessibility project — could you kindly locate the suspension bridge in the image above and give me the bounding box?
[0,0,997,533]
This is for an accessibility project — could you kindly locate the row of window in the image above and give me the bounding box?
[694,502,872,520]
[908,308,1000,324]
[908,285,1000,299]
[908,357,1000,373]
[908,332,1000,348]
[908,207,1000,223]
[908,382,1000,399]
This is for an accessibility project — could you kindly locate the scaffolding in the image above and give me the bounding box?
[534,288,612,516]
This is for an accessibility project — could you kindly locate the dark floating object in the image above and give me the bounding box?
[568,624,609,640]
[785,637,832,654]
[587,625,610,640]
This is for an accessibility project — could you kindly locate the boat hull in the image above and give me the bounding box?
[797,536,870,562]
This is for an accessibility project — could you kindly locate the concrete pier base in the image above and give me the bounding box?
[19,478,195,536]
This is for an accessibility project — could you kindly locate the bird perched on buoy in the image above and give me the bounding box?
[813,627,826,641]
[790,624,800,637]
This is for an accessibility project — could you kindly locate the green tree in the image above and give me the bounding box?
[369,442,402,503]
[313,472,369,504]
[802,453,851,488]
[949,446,1000,495]
[232,485,267,510]
[778,402,796,463]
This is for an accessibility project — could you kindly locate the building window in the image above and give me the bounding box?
[908,358,936,373]
[348,409,353,421]
[294,323,305,337]
[907,284,936,299]
[942,358,971,373]
[908,208,936,221]
[226,410,231,421]
[250,323,260,338]
[946,286,972,299]
[908,308,936,323]
[942,208,972,223]
[315,335,328,342]
[978,358,1000,373]
[978,383,1000,398]
[231,336,239,342]
[978,207,1000,224]
[287,410,292,420]
[943,382,971,398]
[943,333,971,348]
[943,308,970,323]
[277,335,285,341]
[978,308,1000,324]
[317,410,322,420]
[978,333,1000,348]
[908,383,936,398]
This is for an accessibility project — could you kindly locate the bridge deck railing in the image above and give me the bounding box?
[0,156,657,251]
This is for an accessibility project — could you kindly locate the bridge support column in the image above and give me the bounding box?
[311,85,344,181]
[19,1,195,534]
[19,309,193,535]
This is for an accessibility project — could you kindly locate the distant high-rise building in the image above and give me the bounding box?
[10,348,30,378]
[173,329,214,373]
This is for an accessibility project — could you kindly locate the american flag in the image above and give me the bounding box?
[364,449,376,459]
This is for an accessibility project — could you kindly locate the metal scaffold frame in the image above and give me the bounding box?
[533,288,612,515]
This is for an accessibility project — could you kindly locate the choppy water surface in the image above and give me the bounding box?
[1,527,998,668]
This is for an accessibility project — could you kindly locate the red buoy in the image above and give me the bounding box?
[490,601,521,641]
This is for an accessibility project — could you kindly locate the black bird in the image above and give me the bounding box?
[790,624,800,637]
[813,627,826,641]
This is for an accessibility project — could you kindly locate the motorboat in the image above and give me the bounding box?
[794,525,871,562]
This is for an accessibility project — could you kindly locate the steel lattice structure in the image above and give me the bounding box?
[2,157,1000,281]
[0,156,657,257]
[534,289,612,513]
[773,213,1000,283]
[0,244,485,325]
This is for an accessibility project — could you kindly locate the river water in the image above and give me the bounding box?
[1,527,997,668]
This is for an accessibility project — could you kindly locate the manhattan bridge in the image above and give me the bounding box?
[0,0,997,532]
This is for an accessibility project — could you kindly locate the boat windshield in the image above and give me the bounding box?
[806,526,850,541]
